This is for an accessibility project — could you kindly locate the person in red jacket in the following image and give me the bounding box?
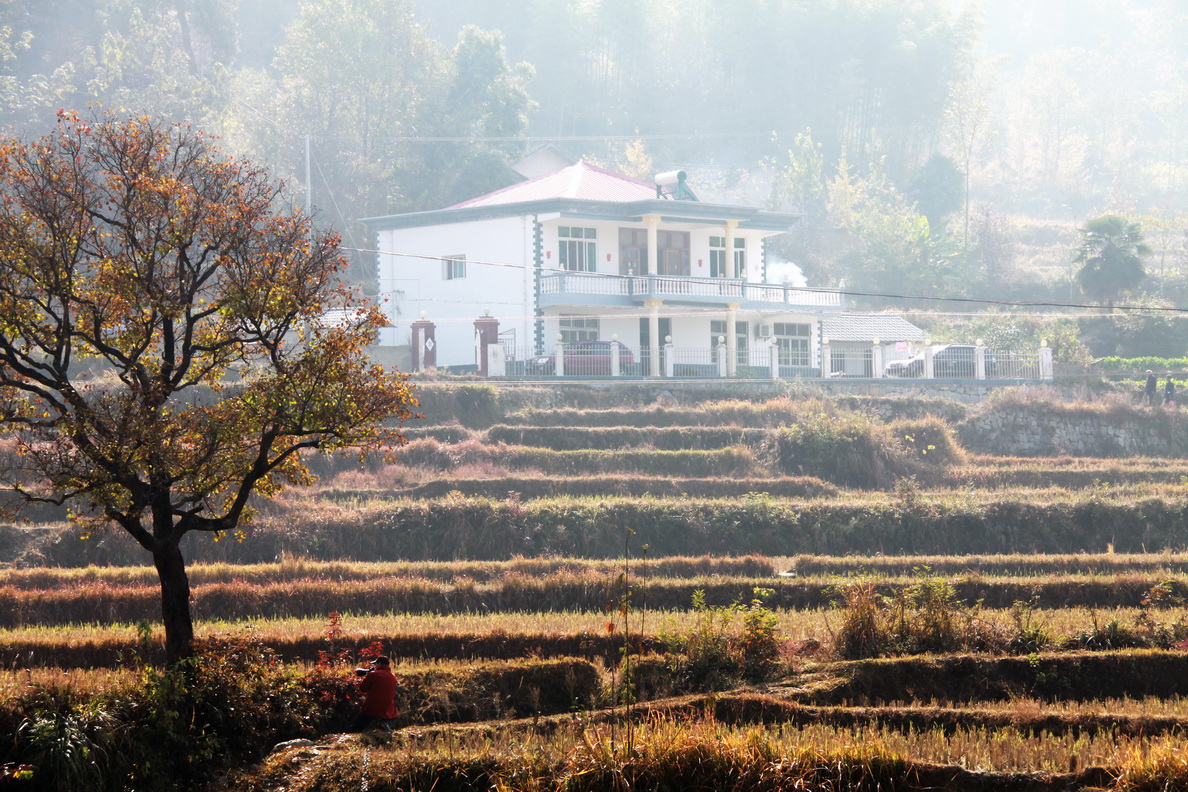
[351,656,399,732]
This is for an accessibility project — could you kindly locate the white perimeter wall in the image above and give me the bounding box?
[376,216,536,368]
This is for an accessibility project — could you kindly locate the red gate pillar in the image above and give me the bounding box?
[410,316,436,372]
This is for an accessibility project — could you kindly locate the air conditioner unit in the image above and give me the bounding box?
[756,323,773,338]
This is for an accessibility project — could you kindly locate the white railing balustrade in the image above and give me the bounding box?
[539,272,842,307]
[539,273,631,296]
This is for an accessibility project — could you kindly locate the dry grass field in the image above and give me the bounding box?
[7,385,1188,791]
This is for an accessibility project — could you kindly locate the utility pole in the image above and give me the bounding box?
[304,135,312,216]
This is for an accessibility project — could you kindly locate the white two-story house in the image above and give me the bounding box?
[362,161,844,377]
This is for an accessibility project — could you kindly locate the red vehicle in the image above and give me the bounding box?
[529,340,635,375]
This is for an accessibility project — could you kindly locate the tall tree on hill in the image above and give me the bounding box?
[0,0,239,127]
[0,112,416,662]
[1074,214,1152,310]
[398,25,533,209]
[221,0,531,288]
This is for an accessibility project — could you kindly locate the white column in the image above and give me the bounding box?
[768,339,779,379]
[644,214,661,277]
[555,335,565,377]
[646,299,662,377]
[923,344,935,379]
[724,219,740,278]
[487,344,506,377]
[611,335,621,377]
[820,340,831,378]
[664,336,675,377]
[717,337,728,377]
[871,341,884,378]
[411,325,423,372]
[726,302,739,377]
[975,341,987,380]
[1040,342,1053,380]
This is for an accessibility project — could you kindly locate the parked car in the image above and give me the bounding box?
[885,344,992,379]
[528,340,635,375]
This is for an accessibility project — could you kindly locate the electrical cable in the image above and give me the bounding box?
[345,245,1188,317]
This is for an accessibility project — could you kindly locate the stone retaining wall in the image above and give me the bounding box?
[957,406,1188,457]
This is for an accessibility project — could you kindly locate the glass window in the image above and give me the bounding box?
[709,236,745,277]
[442,254,466,280]
[710,320,749,362]
[559,316,599,343]
[558,227,596,272]
[773,322,811,367]
[709,236,727,278]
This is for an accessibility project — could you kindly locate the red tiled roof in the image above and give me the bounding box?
[448,161,657,208]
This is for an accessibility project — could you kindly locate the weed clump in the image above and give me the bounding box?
[656,589,785,691]
[831,572,1027,659]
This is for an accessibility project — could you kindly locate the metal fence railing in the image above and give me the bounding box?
[827,348,874,378]
[495,342,1048,381]
[989,351,1042,380]
[501,342,642,378]
[668,346,720,378]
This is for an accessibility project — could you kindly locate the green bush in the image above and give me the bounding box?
[771,409,913,488]
[834,573,979,659]
[1,641,604,791]
[1097,356,1188,374]
[889,417,965,468]
[2,638,332,792]
[658,589,785,690]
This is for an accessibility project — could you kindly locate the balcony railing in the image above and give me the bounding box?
[538,272,843,309]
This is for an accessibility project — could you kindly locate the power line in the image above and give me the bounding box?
[312,150,360,254]
[346,245,1188,316]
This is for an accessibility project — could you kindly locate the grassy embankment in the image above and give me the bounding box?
[7,387,1188,791]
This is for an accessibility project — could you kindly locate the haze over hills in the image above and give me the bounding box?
[0,0,1185,310]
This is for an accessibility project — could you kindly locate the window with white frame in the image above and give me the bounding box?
[709,236,746,278]
[442,254,466,280]
[710,320,749,362]
[558,226,597,272]
[773,322,811,366]
[559,316,599,343]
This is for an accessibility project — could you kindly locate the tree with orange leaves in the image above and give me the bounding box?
[0,111,416,662]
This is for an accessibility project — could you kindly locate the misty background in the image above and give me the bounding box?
[0,0,1186,356]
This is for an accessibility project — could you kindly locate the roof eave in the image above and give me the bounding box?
[361,198,802,232]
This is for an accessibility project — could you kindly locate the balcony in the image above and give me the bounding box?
[538,272,844,311]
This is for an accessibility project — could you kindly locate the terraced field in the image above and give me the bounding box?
[7,384,1188,791]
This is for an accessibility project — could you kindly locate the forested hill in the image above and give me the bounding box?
[0,0,1185,309]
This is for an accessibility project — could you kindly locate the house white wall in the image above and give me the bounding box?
[374,210,815,370]
[377,216,536,368]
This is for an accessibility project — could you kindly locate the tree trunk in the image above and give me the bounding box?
[173,0,199,77]
[153,540,195,664]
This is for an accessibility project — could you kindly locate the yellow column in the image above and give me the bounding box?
[726,302,740,376]
[646,298,663,377]
[644,214,661,277]
[724,219,740,278]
